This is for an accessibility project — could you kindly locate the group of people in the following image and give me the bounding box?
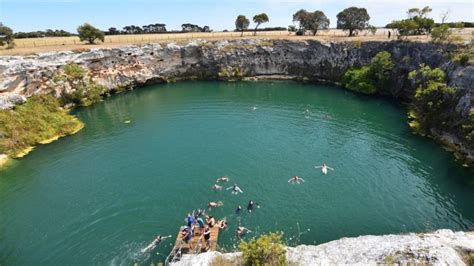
[289,162,334,185]
[143,165,334,254]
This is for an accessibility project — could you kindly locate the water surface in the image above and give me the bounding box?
[1,81,473,265]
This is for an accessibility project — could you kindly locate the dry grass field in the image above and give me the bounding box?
[1,28,472,56]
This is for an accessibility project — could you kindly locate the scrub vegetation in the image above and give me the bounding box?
[407,64,458,135]
[54,63,107,106]
[0,94,83,157]
[342,51,393,94]
[239,232,287,266]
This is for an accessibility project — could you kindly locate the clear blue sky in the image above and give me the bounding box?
[1,0,472,32]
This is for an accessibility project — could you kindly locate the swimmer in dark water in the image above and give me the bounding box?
[218,219,228,230]
[236,226,251,240]
[208,201,223,210]
[247,200,260,213]
[227,184,243,194]
[288,175,305,184]
[211,184,222,191]
[235,205,242,215]
[315,162,334,175]
[217,176,230,183]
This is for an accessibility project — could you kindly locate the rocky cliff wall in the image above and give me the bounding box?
[171,230,474,265]
[0,39,472,163]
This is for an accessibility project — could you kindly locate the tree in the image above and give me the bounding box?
[343,51,394,94]
[107,27,120,35]
[306,11,330,35]
[293,9,310,32]
[253,13,269,35]
[235,15,250,37]
[336,7,370,37]
[390,6,434,37]
[77,23,104,44]
[408,64,457,133]
[293,9,329,36]
[0,23,14,48]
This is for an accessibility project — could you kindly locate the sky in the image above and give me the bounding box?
[1,0,473,33]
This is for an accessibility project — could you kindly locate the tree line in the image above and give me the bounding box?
[0,6,471,47]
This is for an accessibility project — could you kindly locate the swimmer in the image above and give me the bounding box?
[315,162,334,175]
[235,205,243,215]
[211,184,222,191]
[288,175,305,184]
[141,234,172,253]
[236,226,251,240]
[217,176,230,183]
[247,200,260,213]
[226,184,244,195]
[218,219,228,230]
[208,201,223,209]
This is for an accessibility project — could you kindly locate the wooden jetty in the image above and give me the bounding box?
[165,225,220,264]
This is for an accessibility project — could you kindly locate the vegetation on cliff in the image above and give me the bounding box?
[54,63,107,106]
[0,94,83,157]
[239,232,287,266]
[407,64,459,135]
[342,51,393,94]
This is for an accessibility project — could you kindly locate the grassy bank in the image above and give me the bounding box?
[0,94,84,159]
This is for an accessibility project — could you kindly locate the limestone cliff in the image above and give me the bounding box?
[0,39,472,164]
[171,230,474,265]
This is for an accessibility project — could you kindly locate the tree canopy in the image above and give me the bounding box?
[77,23,104,44]
[293,9,330,36]
[336,7,370,36]
[388,6,434,38]
[235,15,250,37]
[0,23,14,48]
[253,13,269,35]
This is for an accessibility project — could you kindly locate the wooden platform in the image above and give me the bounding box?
[172,225,220,254]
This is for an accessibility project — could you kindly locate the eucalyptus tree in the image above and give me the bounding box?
[253,13,269,35]
[336,7,370,36]
[235,15,250,37]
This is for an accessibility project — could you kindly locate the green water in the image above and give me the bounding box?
[1,81,473,265]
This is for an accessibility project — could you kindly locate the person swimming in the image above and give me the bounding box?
[315,162,334,175]
[208,201,223,210]
[211,184,222,191]
[218,219,228,230]
[247,200,260,213]
[226,184,243,195]
[235,205,242,215]
[288,175,305,184]
[216,176,230,183]
[236,226,251,240]
[141,234,172,253]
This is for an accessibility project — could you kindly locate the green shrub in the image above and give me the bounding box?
[408,64,458,134]
[239,232,287,266]
[55,63,106,106]
[0,94,83,156]
[431,24,452,42]
[342,51,393,94]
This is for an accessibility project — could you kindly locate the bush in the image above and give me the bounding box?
[239,232,287,266]
[0,94,83,156]
[431,24,452,42]
[55,64,106,106]
[408,64,458,134]
[342,51,393,94]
